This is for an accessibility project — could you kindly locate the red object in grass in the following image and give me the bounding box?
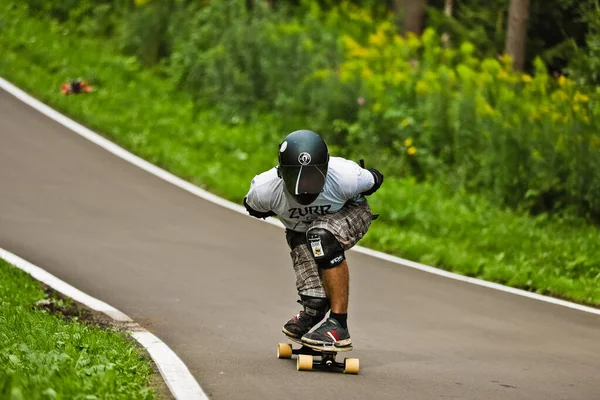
[61,80,93,95]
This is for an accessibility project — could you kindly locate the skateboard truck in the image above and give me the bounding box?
[277,335,359,374]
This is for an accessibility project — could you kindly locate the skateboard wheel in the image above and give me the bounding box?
[297,354,313,371]
[277,343,293,359]
[343,358,359,374]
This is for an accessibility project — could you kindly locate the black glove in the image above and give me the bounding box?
[244,197,276,219]
[361,168,384,196]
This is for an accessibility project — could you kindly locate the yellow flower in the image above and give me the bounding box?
[499,53,513,69]
[416,80,429,96]
[558,75,567,87]
[362,67,373,79]
[369,31,386,47]
[574,91,590,103]
[350,47,370,58]
[407,146,417,155]
[343,35,360,51]
[406,32,422,50]
[343,35,370,58]
[581,114,590,125]
[391,72,407,85]
[476,98,495,117]
[404,137,413,146]
[401,119,410,128]
[393,35,405,46]
[497,70,510,81]
[551,90,569,102]
[476,72,493,86]
[350,9,373,23]
[522,74,533,83]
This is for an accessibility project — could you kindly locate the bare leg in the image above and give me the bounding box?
[320,260,349,314]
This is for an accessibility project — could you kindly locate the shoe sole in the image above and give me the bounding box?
[301,337,352,347]
[282,327,303,338]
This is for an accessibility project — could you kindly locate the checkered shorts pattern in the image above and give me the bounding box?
[286,200,373,298]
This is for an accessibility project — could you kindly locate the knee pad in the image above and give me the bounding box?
[306,228,346,269]
[300,295,330,318]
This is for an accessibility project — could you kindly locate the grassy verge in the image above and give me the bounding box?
[0,258,157,399]
[0,2,598,305]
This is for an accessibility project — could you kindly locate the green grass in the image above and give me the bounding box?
[0,1,598,306]
[0,258,155,399]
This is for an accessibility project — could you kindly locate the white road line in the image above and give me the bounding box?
[0,248,208,400]
[2,77,599,318]
[0,76,598,395]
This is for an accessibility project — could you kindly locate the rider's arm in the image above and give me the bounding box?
[359,167,384,196]
[341,160,383,198]
[244,175,277,219]
[244,197,276,219]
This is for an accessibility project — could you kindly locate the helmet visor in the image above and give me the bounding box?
[281,165,327,198]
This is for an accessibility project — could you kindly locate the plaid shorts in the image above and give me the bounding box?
[285,199,373,298]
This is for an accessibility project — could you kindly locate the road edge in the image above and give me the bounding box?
[0,248,209,400]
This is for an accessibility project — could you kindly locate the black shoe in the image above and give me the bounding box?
[301,318,351,347]
[282,296,329,338]
[282,311,323,338]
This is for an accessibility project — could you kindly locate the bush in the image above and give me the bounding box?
[163,2,600,220]
[329,24,600,220]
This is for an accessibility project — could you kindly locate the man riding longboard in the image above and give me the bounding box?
[244,130,384,347]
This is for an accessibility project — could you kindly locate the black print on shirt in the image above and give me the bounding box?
[288,205,332,219]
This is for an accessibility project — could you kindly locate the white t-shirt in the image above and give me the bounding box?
[245,157,375,232]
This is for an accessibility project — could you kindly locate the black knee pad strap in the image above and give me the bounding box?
[300,295,330,317]
[306,228,346,269]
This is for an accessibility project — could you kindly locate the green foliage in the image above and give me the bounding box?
[120,0,175,66]
[365,178,600,303]
[168,0,353,126]
[1,2,598,305]
[330,25,600,221]
[426,0,589,74]
[162,1,600,220]
[0,258,154,399]
[564,0,600,86]
[16,0,127,36]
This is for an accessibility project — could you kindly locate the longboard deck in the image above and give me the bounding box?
[284,333,353,353]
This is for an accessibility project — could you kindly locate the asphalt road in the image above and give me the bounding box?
[1,88,599,400]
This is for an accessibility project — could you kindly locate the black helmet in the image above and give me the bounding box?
[278,130,329,205]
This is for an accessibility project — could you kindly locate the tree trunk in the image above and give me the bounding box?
[393,0,428,36]
[444,0,453,16]
[441,0,453,47]
[505,0,531,71]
